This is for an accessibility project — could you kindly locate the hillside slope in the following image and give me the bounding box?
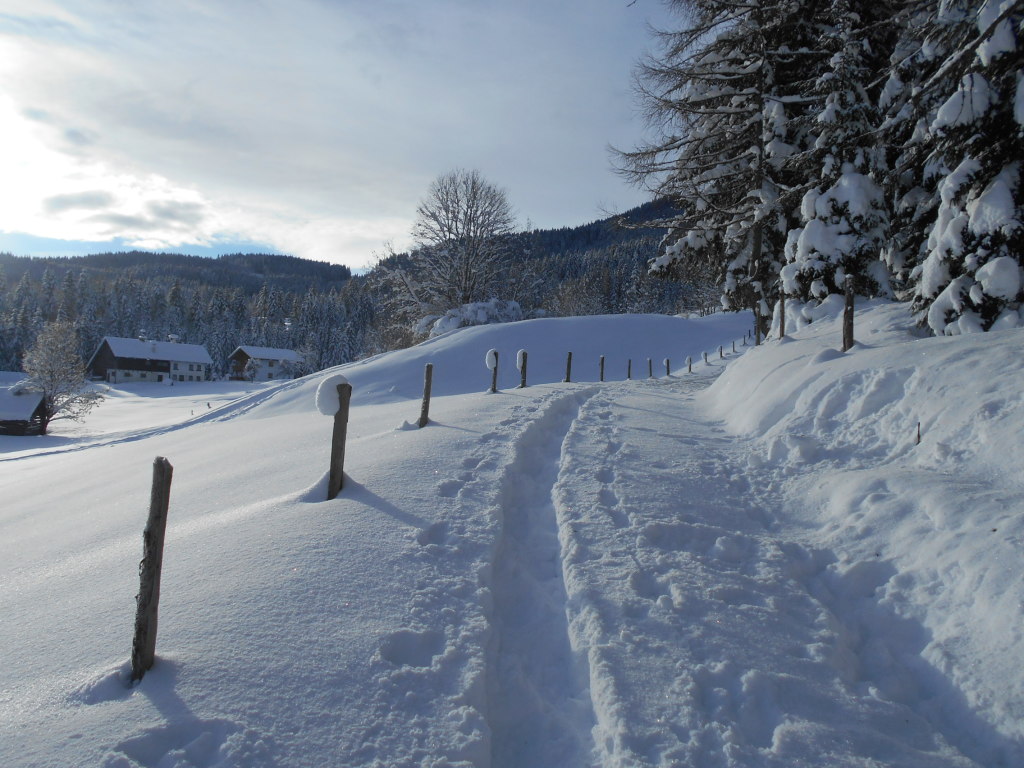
[0,306,1020,767]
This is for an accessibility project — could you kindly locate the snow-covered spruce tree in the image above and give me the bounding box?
[782,0,892,308]
[21,321,103,434]
[619,0,827,335]
[908,0,1024,333]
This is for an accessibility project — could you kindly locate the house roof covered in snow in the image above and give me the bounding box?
[100,337,213,365]
[231,346,302,363]
[0,373,43,421]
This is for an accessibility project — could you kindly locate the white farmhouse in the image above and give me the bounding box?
[228,346,302,381]
[87,337,214,383]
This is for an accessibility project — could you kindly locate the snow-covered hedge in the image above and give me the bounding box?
[417,299,524,338]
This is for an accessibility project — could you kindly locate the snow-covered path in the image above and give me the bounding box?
[549,378,999,766]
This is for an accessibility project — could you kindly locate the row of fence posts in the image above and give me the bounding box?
[128,286,862,681]
[475,345,741,397]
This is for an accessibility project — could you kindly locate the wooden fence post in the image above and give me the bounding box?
[564,351,573,383]
[665,358,671,376]
[779,291,786,340]
[687,356,692,373]
[418,364,433,428]
[703,351,708,364]
[627,359,632,380]
[719,345,724,359]
[732,340,736,353]
[842,276,855,351]
[599,355,605,382]
[131,456,173,682]
[647,358,653,378]
[328,382,352,500]
[491,351,499,394]
[518,350,528,388]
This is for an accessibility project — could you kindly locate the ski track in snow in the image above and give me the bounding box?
[547,377,1009,767]
[0,377,309,463]
[342,372,1016,767]
[485,388,600,768]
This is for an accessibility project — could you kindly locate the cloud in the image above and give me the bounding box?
[146,200,206,227]
[0,0,672,267]
[42,190,115,213]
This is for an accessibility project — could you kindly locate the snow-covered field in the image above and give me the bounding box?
[1,306,1021,767]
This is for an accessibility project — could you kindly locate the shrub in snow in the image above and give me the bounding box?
[418,299,524,338]
[316,374,350,416]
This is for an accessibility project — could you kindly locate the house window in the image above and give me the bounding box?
[268,360,275,367]
[173,363,179,371]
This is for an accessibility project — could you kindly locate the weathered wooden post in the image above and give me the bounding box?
[719,345,724,359]
[131,456,173,682]
[488,350,499,393]
[703,351,708,364]
[732,340,737,353]
[599,355,605,382]
[418,363,433,428]
[842,275,855,351]
[647,358,653,378]
[517,350,528,388]
[779,291,786,339]
[564,351,573,383]
[627,359,632,380]
[916,421,921,445]
[328,381,352,500]
[687,355,692,373]
[664,358,671,376]
[754,308,762,346]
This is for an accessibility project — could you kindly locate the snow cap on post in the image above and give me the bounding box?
[485,349,498,370]
[316,374,351,416]
[516,349,526,371]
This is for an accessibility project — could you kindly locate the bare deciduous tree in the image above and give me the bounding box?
[404,169,516,317]
[21,321,103,434]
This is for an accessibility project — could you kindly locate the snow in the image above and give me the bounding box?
[931,74,993,131]
[485,348,498,371]
[0,373,39,422]
[975,256,1022,300]
[2,308,1023,767]
[967,165,1020,237]
[976,0,1017,66]
[100,337,215,365]
[231,346,302,363]
[315,373,350,415]
[420,300,525,338]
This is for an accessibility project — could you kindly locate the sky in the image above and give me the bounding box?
[0,0,674,269]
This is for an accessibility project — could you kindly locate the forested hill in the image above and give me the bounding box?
[0,251,352,297]
[513,198,678,256]
[0,200,705,377]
